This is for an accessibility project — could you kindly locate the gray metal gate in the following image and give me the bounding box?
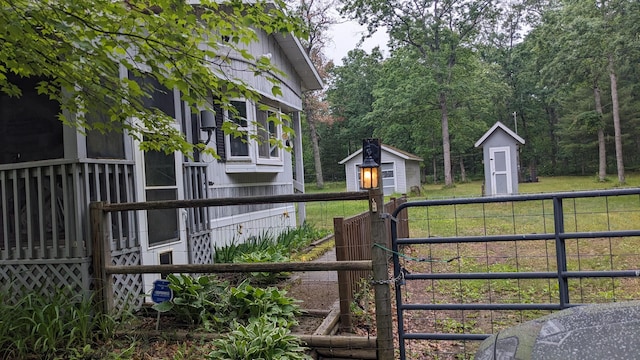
[389,188,640,359]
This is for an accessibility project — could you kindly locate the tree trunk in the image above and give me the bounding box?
[308,115,324,188]
[545,106,559,174]
[459,156,467,183]
[439,92,453,186]
[303,95,324,188]
[432,157,438,183]
[608,54,625,184]
[593,85,606,182]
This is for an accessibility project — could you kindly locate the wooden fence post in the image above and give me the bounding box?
[334,217,352,332]
[370,188,394,360]
[91,201,114,315]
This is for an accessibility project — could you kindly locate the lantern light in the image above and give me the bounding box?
[360,138,381,190]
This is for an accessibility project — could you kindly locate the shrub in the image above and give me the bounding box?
[157,276,301,332]
[234,249,290,284]
[208,316,310,360]
[154,274,230,329]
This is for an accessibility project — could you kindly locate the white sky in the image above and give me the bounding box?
[326,20,388,65]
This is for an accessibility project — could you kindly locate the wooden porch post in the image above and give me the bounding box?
[370,188,394,359]
[90,201,114,315]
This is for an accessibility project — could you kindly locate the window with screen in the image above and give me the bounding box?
[0,75,63,164]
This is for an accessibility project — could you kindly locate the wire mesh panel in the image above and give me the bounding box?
[391,189,640,359]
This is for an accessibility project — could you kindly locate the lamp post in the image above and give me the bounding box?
[360,139,380,190]
[360,139,394,360]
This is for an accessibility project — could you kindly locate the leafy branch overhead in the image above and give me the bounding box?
[0,0,306,154]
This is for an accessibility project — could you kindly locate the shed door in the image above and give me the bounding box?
[382,163,395,196]
[490,146,512,195]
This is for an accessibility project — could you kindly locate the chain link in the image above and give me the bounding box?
[370,267,405,286]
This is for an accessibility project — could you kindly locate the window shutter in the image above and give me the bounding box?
[214,103,226,162]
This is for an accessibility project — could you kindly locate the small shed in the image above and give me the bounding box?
[340,144,423,196]
[474,121,525,196]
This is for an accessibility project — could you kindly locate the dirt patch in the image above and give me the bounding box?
[285,281,339,310]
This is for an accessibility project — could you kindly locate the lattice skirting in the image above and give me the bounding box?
[0,259,91,303]
[112,247,144,314]
[189,230,213,265]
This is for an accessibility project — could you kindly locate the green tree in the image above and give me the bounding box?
[0,0,303,155]
[291,0,338,188]
[339,0,500,186]
[541,0,640,183]
[323,48,383,179]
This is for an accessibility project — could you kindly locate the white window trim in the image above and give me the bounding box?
[255,105,283,166]
[224,100,285,172]
[225,100,253,161]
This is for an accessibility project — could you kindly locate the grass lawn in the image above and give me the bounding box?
[303,173,640,231]
[304,174,640,359]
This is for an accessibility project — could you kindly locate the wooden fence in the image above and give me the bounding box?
[90,191,396,360]
[334,195,409,330]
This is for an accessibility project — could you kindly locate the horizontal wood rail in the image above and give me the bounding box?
[105,260,372,275]
[100,191,369,212]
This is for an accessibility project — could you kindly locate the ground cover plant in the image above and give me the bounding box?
[153,275,302,331]
[0,287,119,360]
[213,223,331,283]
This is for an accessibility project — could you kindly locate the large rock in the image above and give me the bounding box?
[475,300,640,360]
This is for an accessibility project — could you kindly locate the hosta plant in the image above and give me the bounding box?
[208,316,311,360]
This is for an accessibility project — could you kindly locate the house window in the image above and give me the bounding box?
[128,72,175,118]
[228,100,249,158]
[257,107,280,161]
[146,188,179,245]
[139,82,179,246]
[218,100,285,171]
[0,75,63,164]
[144,147,178,245]
[86,111,125,159]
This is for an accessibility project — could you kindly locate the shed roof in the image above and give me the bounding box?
[339,144,423,164]
[474,121,525,148]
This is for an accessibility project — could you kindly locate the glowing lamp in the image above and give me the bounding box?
[360,139,381,190]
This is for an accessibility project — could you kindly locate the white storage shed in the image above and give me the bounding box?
[340,144,423,196]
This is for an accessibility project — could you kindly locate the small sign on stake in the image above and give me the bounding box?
[151,279,173,330]
[151,279,173,303]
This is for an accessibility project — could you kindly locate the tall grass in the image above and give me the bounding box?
[214,223,330,263]
[0,287,118,359]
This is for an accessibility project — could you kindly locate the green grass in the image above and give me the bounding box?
[306,176,640,360]
[304,174,640,231]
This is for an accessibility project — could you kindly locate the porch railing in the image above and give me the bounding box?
[0,160,137,298]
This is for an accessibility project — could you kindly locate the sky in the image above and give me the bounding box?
[325,20,388,65]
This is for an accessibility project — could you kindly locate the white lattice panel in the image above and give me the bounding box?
[0,260,89,303]
[189,231,213,265]
[112,248,144,313]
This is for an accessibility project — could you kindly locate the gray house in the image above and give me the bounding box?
[340,144,423,196]
[474,121,525,196]
[0,26,322,305]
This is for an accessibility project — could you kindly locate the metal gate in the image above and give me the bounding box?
[389,188,640,359]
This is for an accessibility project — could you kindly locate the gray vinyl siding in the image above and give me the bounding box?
[221,31,303,110]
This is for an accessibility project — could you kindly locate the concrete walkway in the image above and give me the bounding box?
[299,247,337,282]
[286,246,339,310]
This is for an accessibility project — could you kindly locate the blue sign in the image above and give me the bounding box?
[151,279,173,303]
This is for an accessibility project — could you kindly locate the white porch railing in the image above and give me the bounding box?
[0,159,137,261]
